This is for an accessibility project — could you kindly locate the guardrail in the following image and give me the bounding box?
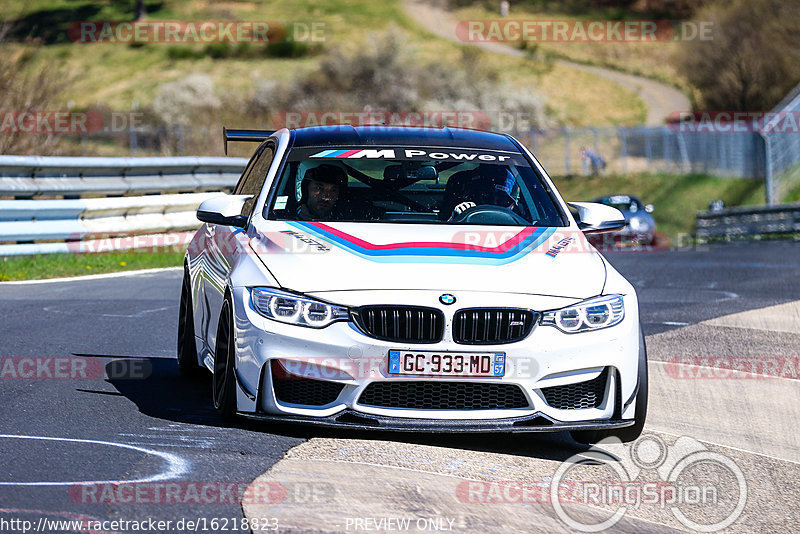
[696,203,800,241]
[0,193,221,256]
[0,155,247,197]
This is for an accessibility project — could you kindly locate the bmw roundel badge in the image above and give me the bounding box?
[439,294,456,305]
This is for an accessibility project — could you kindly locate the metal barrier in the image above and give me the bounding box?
[762,85,800,204]
[696,204,800,241]
[0,155,247,197]
[0,192,221,256]
[515,126,765,180]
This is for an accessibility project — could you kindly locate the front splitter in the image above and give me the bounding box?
[237,409,634,433]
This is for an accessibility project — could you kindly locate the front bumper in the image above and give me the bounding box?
[229,288,642,429]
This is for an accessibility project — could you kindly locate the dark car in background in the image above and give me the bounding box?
[592,195,656,247]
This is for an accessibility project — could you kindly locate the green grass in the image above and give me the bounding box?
[0,248,184,281]
[552,172,766,240]
[779,165,800,203]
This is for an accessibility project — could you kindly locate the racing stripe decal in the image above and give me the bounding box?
[310,149,346,158]
[285,222,556,265]
[334,149,361,158]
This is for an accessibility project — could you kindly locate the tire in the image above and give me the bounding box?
[177,265,203,377]
[212,297,237,421]
[571,328,648,444]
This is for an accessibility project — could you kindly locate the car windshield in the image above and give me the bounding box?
[266,145,566,226]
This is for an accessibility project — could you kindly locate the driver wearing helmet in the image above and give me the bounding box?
[297,164,347,221]
[450,164,519,218]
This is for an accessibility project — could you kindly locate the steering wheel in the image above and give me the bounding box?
[448,204,530,225]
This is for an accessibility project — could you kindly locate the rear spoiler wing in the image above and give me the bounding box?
[222,127,275,155]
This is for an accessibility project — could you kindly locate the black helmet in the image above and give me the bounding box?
[470,164,518,207]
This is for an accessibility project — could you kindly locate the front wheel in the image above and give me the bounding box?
[177,265,202,376]
[212,298,237,421]
[571,328,648,444]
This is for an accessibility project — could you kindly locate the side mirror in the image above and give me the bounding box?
[196,195,252,227]
[569,202,626,234]
[645,204,654,213]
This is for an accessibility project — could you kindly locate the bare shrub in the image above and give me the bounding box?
[0,24,69,155]
[266,29,548,131]
[152,73,222,126]
[152,73,223,154]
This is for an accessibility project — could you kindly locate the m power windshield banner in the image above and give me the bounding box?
[291,147,526,165]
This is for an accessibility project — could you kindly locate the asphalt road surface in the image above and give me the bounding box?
[1,240,798,533]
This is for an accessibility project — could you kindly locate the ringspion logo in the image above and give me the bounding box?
[551,435,747,532]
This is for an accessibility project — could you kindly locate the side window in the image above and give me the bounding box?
[235,142,275,218]
[233,149,260,195]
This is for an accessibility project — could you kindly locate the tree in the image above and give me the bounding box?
[135,0,146,21]
[676,0,800,111]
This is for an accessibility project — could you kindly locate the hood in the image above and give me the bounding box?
[248,221,606,298]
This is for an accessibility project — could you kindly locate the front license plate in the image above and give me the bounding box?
[388,350,505,377]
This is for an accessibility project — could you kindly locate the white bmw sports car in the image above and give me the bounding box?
[178,125,647,443]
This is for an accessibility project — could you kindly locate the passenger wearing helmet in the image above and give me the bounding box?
[297,164,347,220]
[449,164,519,219]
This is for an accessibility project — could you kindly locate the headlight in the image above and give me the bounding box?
[250,288,349,328]
[540,295,624,333]
[628,218,651,231]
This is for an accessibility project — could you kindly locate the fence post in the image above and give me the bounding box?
[129,100,139,156]
[760,132,775,205]
[563,127,570,175]
[718,134,726,176]
[619,128,627,175]
[676,132,690,173]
